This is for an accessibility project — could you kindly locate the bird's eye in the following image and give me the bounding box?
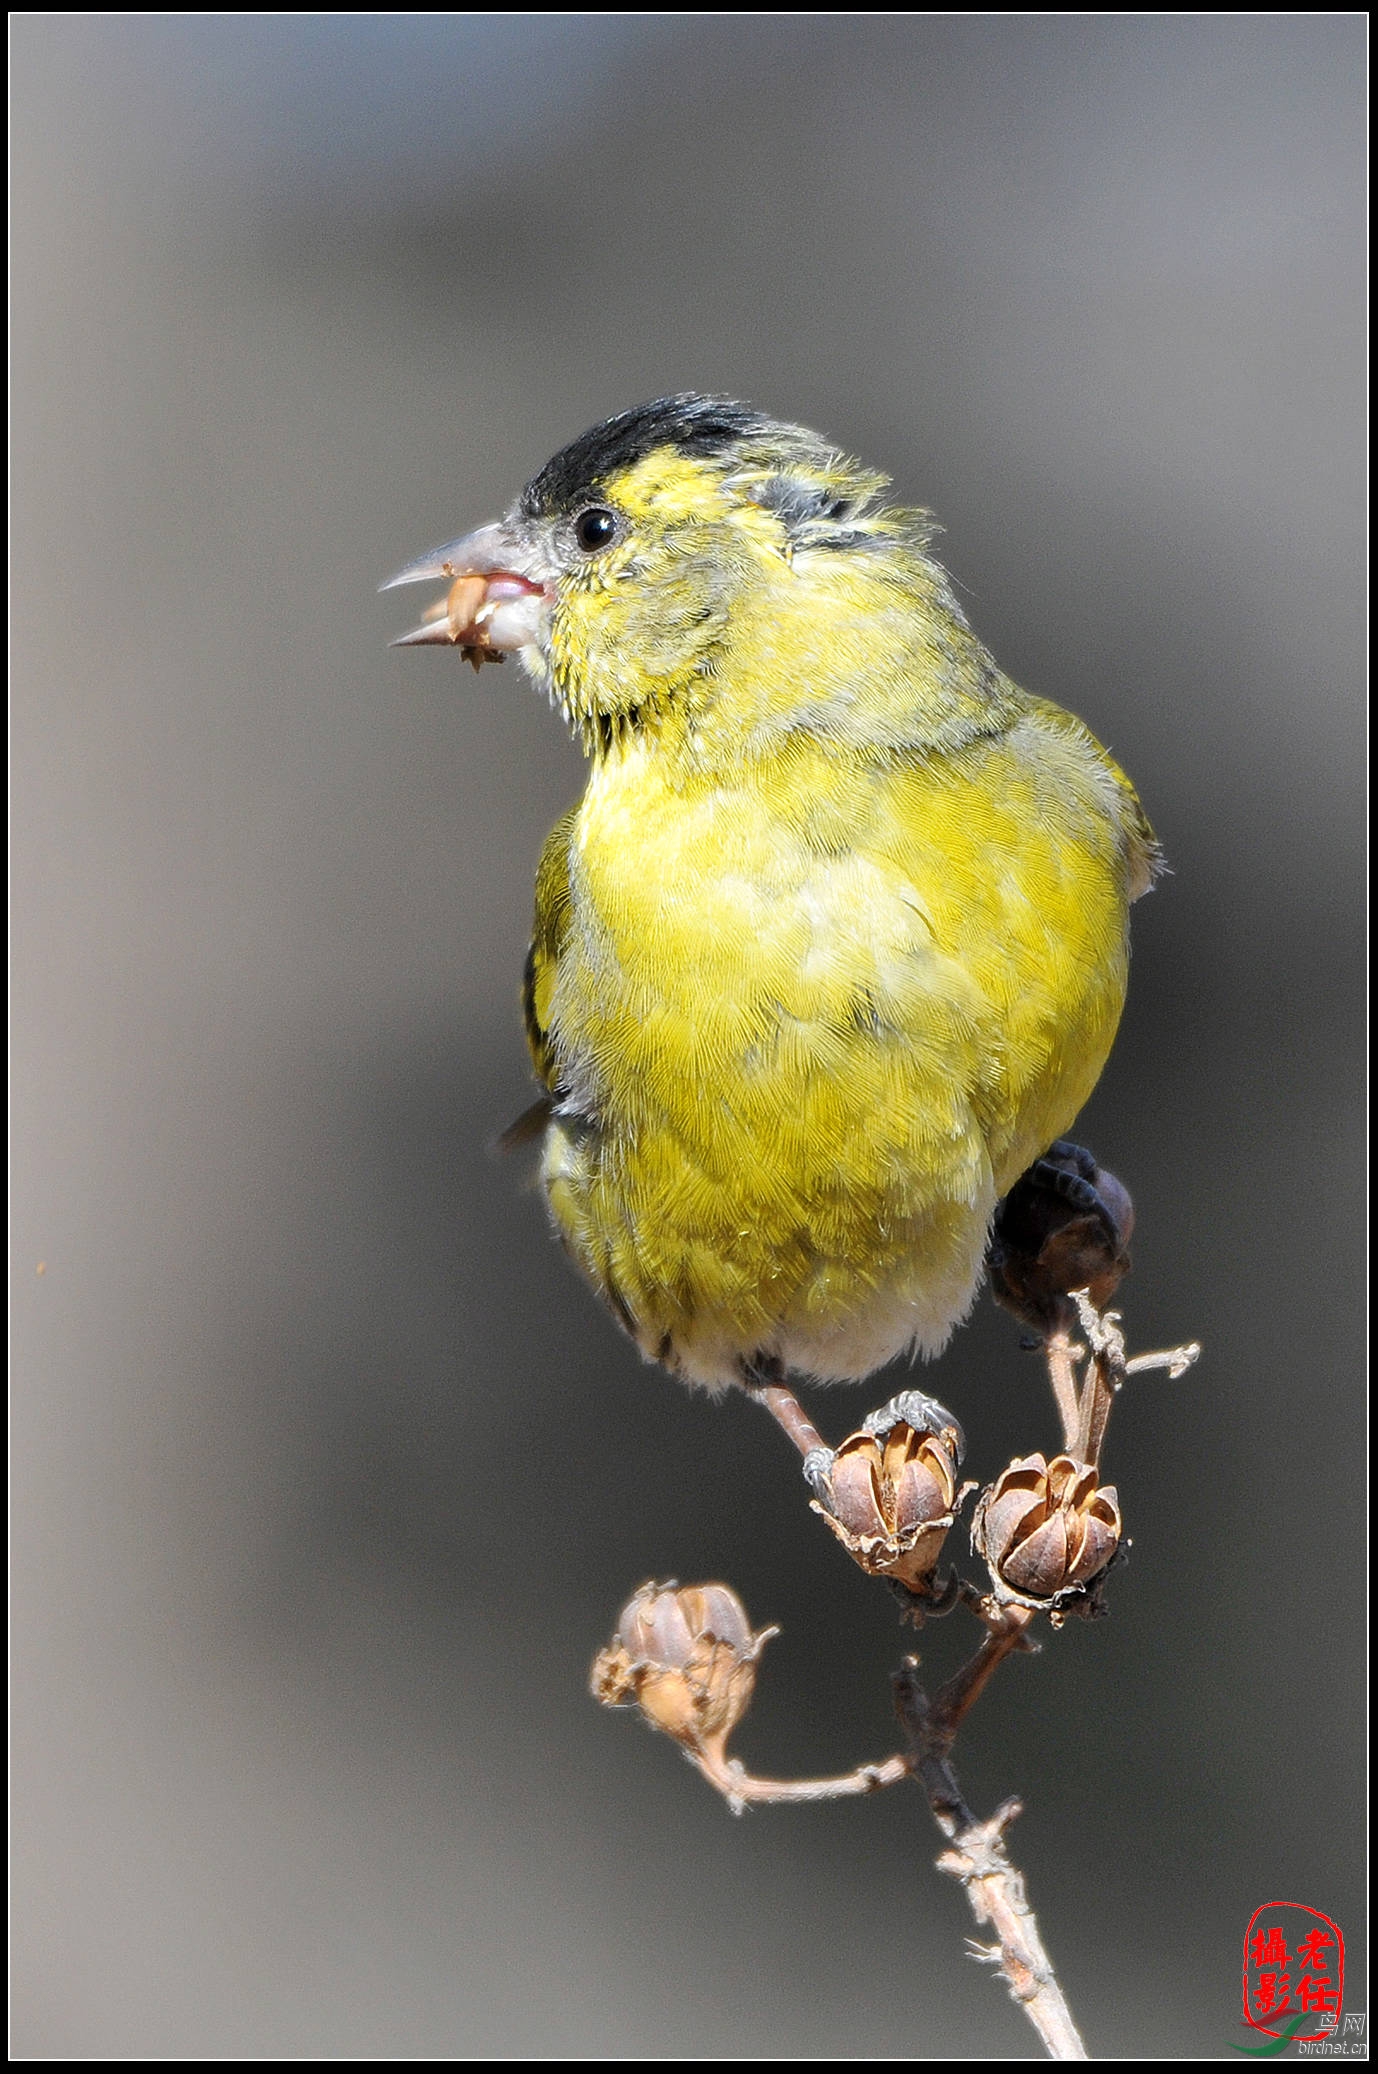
[573,507,621,553]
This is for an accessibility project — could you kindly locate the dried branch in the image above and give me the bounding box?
[894,1658,1088,2061]
[926,1601,1037,1735]
[690,1745,909,1812]
[1044,1329,1085,1455]
[748,1377,827,1457]
[596,1239,1200,2063]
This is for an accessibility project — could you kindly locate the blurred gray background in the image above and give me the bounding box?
[12,16,1364,2059]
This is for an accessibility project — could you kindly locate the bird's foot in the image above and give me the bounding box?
[988,1140,1134,1339]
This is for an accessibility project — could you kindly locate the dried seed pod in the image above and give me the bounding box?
[806,1393,963,1593]
[972,1452,1122,1607]
[591,1582,773,1756]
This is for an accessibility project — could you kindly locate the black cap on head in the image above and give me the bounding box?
[520,395,773,517]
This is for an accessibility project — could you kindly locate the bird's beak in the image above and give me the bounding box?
[380,521,551,667]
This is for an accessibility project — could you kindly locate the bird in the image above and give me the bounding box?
[384,395,1160,1394]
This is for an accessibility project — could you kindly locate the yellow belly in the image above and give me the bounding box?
[539,723,1132,1390]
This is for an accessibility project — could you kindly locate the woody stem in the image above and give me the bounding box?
[692,1745,910,1806]
[1070,1291,1125,1468]
[894,1658,1087,2061]
[1044,1330,1084,1455]
[748,1380,828,1458]
[1075,1355,1116,1470]
[928,1606,1036,1741]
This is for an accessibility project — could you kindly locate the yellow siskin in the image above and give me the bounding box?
[385,396,1160,1393]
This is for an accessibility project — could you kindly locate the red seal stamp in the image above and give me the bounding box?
[1243,1902,1345,2044]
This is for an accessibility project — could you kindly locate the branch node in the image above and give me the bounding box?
[1124,1340,1202,1380]
[965,1939,1005,1968]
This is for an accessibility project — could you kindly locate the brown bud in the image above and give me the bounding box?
[591,1582,773,1756]
[973,1453,1122,1607]
[806,1392,963,1593]
[989,1143,1134,1336]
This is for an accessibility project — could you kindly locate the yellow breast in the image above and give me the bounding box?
[537,715,1136,1390]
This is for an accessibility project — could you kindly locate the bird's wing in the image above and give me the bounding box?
[1020,695,1164,899]
[522,805,578,1095]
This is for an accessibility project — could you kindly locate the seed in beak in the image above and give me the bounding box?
[446,574,491,642]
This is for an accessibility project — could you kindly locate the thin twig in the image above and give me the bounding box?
[748,1379,828,1457]
[1047,1293,1200,1471]
[927,1604,1036,1740]
[894,1658,1087,2060]
[1124,1341,1201,1379]
[1075,1355,1115,1469]
[691,1745,909,1810]
[1070,1293,1126,1468]
[1044,1329,1084,1455]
